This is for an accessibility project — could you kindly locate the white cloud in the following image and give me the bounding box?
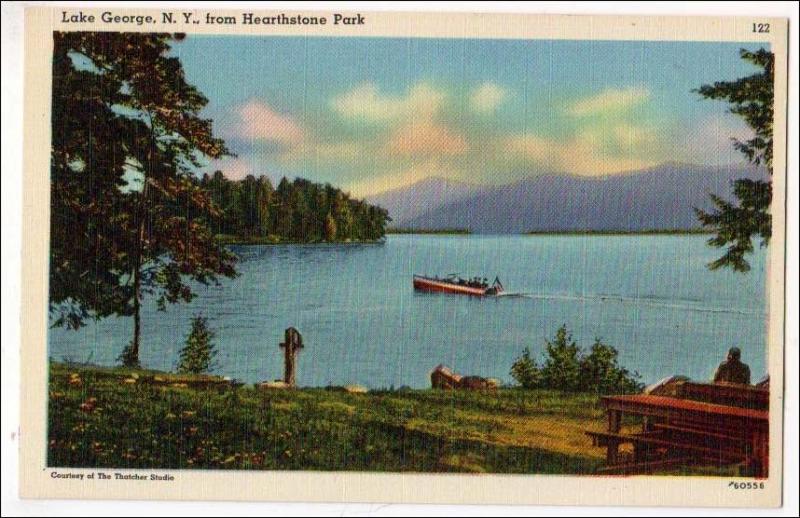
[611,123,658,148]
[568,86,650,117]
[228,82,673,194]
[331,82,446,122]
[470,82,508,113]
[487,86,662,176]
[504,130,657,176]
[234,100,304,145]
[387,120,468,157]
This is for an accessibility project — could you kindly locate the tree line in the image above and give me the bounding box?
[200,172,390,243]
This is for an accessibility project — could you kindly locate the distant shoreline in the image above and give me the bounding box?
[217,229,712,245]
[525,228,713,236]
[216,235,385,246]
[386,228,472,235]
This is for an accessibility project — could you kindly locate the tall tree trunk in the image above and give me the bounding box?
[127,189,146,366]
[128,112,154,366]
[131,261,141,363]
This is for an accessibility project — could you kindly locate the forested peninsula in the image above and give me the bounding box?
[200,172,391,244]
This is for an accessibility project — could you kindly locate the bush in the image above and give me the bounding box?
[580,339,643,394]
[512,325,643,394]
[510,347,541,388]
[540,325,583,391]
[177,315,217,374]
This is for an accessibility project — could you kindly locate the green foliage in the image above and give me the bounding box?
[324,212,338,242]
[695,180,771,272]
[540,325,583,391]
[579,339,642,395]
[49,32,237,367]
[694,48,774,272]
[513,325,643,394]
[200,172,390,243]
[177,316,217,374]
[510,347,541,389]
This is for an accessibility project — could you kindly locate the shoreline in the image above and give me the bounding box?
[386,228,472,235]
[218,236,386,246]
[218,229,713,245]
[525,229,713,236]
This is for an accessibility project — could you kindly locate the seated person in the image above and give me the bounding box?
[713,347,751,385]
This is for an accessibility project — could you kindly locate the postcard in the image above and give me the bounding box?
[18,6,789,507]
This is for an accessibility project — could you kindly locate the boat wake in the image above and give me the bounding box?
[495,291,763,316]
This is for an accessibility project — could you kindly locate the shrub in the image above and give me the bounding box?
[540,325,583,391]
[510,347,541,388]
[580,339,643,394]
[512,325,643,394]
[177,315,217,374]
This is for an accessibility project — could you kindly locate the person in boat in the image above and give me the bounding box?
[713,347,751,385]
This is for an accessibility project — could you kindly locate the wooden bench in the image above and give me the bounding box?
[650,422,742,443]
[588,394,769,476]
[586,429,744,467]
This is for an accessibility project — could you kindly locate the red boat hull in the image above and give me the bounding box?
[413,276,499,296]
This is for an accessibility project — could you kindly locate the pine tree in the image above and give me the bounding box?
[510,347,540,389]
[540,325,583,391]
[177,316,217,374]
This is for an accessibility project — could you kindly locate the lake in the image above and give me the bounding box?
[48,234,768,388]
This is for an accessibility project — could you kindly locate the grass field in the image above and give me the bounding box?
[47,363,736,475]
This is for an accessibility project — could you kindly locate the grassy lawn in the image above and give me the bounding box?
[47,363,736,475]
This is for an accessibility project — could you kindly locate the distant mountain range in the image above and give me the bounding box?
[365,163,767,234]
[367,176,482,225]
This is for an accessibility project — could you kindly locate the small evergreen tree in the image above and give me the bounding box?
[510,347,541,388]
[177,315,217,374]
[540,325,583,391]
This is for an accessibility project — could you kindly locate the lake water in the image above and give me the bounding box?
[48,234,768,388]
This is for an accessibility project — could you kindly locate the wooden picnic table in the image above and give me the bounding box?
[591,394,769,477]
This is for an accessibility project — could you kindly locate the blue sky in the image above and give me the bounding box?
[170,36,766,196]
